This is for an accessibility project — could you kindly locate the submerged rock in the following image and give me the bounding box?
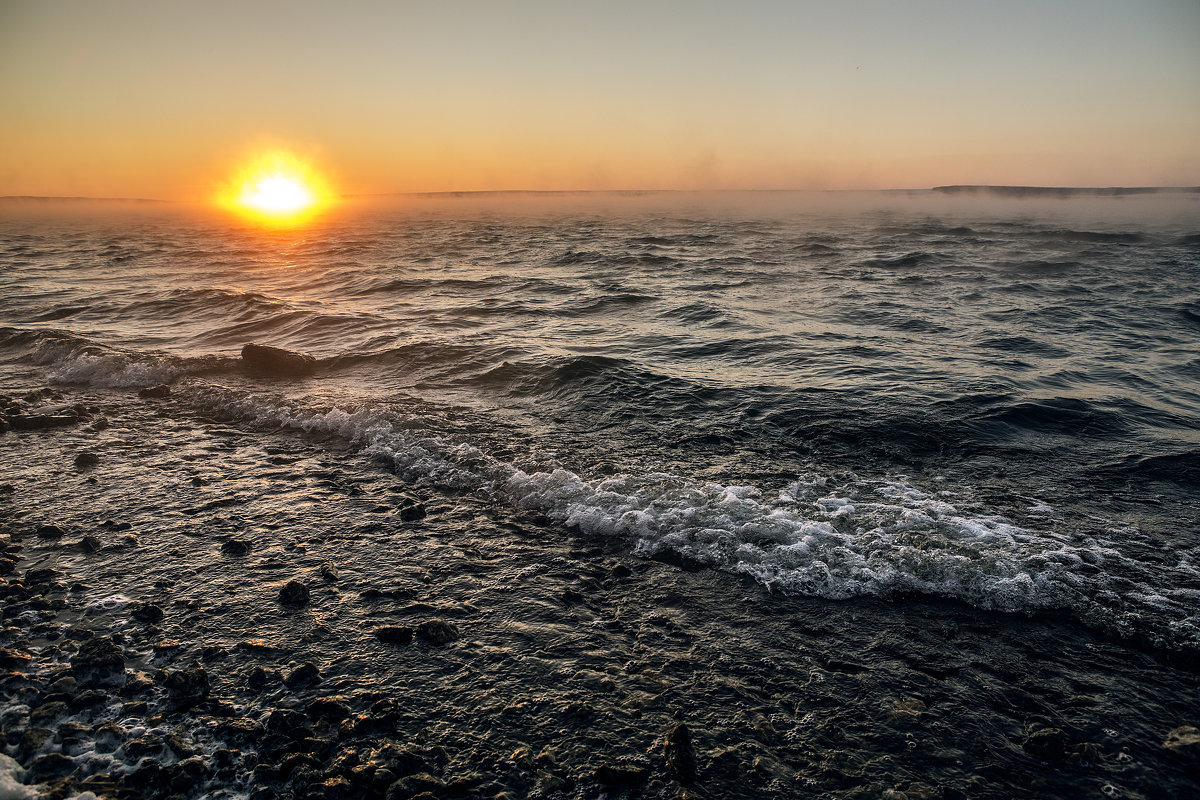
[241,343,317,376]
[138,384,171,399]
[374,626,414,645]
[1023,727,1067,761]
[74,450,100,469]
[415,619,459,645]
[221,538,251,556]
[161,664,211,708]
[284,661,321,688]
[280,580,310,606]
[664,723,696,785]
[70,637,125,686]
[10,413,79,430]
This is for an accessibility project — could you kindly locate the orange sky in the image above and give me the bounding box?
[2,0,1198,199]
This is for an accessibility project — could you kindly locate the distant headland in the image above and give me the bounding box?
[931,185,1200,198]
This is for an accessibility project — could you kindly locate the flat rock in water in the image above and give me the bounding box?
[279,580,310,606]
[241,343,317,376]
[415,619,460,645]
[664,723,697,785]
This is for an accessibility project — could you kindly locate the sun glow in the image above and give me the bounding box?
[219,151,331,225]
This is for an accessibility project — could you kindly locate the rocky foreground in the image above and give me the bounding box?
[1,386,1198,800]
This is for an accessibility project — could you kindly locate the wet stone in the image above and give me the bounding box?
[78,534,102,553]
[131,601,165,623]
[28,751,75,781]
[280,580,310,606]
[395,494,426,522]
[374,626,414,645]
[241,343,317,376]
[385,772,445,800]
[0,647,32,668]
[70,636,125,685]
[415,619,459,645]
[221,538,251,556]
[1023,727,1068,762]
[74,450,100,469]
[138,384,171,399]
[664,723,697,785]
[161,664,210,708]
[35,524,66,540]
[594,762,650,789]
[285,661,321,688]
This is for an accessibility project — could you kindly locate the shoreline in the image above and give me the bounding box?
[1,383,1197,799]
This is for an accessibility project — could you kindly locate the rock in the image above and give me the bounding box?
[70,637,125,685]
[214,718,265,745]
[1164,725,1200,751]
[79,534,103,552]
[10,414,78,430]
[221,538,251,556]
[0,647,32,668]
[90,416,110,431]
[27,751,75,781]
[280,580,310,606]
[74,451,100,469]
[36,524,66,539]
[285,661,321,688]
[395,495,426,522]
[161,664,210,708]
[374,626,414,645]
[594,762,650,788]
[1023,727,1068,761]
[385,773,445,800]
[320,562,340,582]
[125,735,165,758]
[131,601,165,623]
[120,757,169,795]
[241,343,317,376]
[138,385,171,399]
[415,619,459,645]
[29,701,69,726]
[664,723,696,785]
[307,697,352,721]
[246,666,281,691]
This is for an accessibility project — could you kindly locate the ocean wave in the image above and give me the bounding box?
[165,384,1195,656]
[3,327,1197,654]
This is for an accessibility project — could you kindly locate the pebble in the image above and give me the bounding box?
[280,580,310,606]
[374,626,414,645]
[415,619,459,645]
[138,385,171,399]
[664,723,697,785]
[73,450,100,469]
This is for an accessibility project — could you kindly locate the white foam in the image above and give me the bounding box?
[84,594,131,614]
[30,339,182,389]
[192,389,1138,617]
[0,755,33,800]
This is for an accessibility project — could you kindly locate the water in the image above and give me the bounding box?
[2,191,1199,798]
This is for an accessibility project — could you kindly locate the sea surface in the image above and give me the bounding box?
[1,191,1198,799]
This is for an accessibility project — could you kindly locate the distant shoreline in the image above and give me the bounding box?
[3,186,1198,204]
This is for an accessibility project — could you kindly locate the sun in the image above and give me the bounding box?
[219,150,332,225]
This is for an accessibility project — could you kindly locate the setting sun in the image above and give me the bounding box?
[218,150,331,225]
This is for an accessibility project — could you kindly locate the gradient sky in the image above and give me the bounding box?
[2,0,1198,198]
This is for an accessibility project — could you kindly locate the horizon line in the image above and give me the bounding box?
[3,185,1199,204]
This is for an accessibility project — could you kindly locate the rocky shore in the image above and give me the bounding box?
[1,385,1197,800]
